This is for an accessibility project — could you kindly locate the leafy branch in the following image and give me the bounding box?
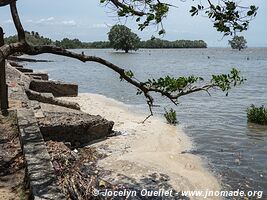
[190,1,258,36]
[102,0,257,36]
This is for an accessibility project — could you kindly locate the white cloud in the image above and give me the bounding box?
[25,17,55,25]
[24,17,77,26]
[46,17,55,21]
[62,20,76,26]
[37,17,55,24]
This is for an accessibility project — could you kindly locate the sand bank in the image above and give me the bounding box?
[62,93,221,199]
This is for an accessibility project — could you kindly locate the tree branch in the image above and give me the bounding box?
[0,0,15,7]
[10,1,26,41]
[109,0,145,16]
[1,40,242,120]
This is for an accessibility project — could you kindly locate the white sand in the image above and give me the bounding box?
[62,93,221,199]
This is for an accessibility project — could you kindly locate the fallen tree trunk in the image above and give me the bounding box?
[25,89,80,110]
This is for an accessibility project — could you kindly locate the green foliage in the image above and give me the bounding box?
[108,25,140,53]
[228,36,247,50]
[139,39,207,48]
[86,41,111,48]
[120,70,134,81]
[247,105,267,125]
[4,32,207,49]
[164,108,178,125]
[140,68,244,99]
[190,2,257,36]
[101,0,257,36]
[211,68,245,95]
[144,75,204,93]
[139,3,169,35]
[55,38,84,49]
[5,31,111,49]
[5,31,53,46]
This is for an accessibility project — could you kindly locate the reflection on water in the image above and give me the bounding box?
[247,123,267,135]
[25,48,267,197]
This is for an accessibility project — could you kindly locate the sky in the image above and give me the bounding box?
[0,0,266,47]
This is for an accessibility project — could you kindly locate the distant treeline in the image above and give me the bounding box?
[5,31,207,49]
[139,38,207,48]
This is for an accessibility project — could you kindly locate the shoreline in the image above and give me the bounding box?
[61,93,221,199]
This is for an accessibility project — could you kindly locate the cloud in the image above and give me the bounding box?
[25,17,55,25]
[62,20,77,26]
[25,17,76,26]
[38,17,55,23]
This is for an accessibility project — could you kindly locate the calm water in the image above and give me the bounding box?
[25,48,267,197]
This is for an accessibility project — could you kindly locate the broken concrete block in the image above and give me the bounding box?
[16,67,33,73]
[37,111,114,145]
[24,73,49,80]
[29,80,78,97]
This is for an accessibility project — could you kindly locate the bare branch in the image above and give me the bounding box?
[10,1,26,41]
[0,0,15,7]
[109,0,145,16]
[0,42,26,60]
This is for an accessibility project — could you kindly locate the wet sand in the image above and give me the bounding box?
[62,93,221,199]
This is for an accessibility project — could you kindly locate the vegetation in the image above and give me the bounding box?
[105,0,257,36]
[164,108,178,125]
[5,32,207,49]
[229,36,247,50]
[0,111,28,199]
[247,105,267,125]
[108,25,140,53]
[5,31,53,46]
[55,38,84,49]
[85,41,110,49]
[139,39,207,48]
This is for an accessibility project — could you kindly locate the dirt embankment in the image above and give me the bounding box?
[0,111,29,200]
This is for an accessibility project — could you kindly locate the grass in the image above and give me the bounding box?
[247,104,267,125]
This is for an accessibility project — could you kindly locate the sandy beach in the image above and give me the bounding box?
[62,93,221,199]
